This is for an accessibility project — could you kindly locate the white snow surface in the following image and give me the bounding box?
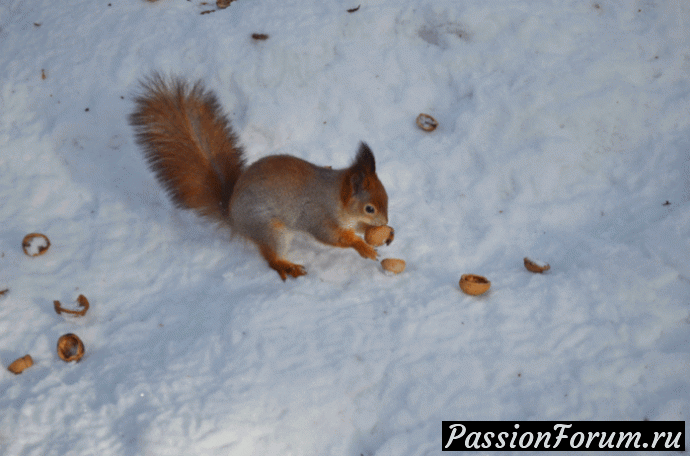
[1,0,689,454]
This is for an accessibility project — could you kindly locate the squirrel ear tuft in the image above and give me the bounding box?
[340,142,377,205]
[353,142,376,174]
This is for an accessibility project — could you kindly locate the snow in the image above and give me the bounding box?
[1,0,689,454]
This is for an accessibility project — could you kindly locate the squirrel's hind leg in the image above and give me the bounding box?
[254,219,306,281]
[258,244,307,281]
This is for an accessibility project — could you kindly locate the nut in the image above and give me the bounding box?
[365,225,394,247]
[416,113,438,132]
[381,258,406,274]
[524,257,550,273]
[459,274,491,296]
[22,233,51,257]
[7,355,33,374]
[57,334,85,362]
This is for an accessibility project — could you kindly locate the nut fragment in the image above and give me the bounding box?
[381,258,406,274]
[365,225,394,247]
[22,233,51,257]
[217,0,234,8]
[7,355,33,374]
[54,294,90,317]
[57,334,85,362]
[416,113,438,132]
[524,257,550,273]
[459,274,491,296]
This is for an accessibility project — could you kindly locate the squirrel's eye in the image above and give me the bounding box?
[365,204,376,214]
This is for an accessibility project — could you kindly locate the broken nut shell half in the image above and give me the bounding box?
[459,274,491,296]
[57,334,85,362]
[416,113,438,132]
[22,233,51,257]
[54,294,90,317]
[524,257,550,273]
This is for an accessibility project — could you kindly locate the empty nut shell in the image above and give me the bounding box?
[524,257,550,273]
[459,274,491,296]
[22,233,51,257]
[365,225,394,246]
[381,258,406,274]
[416,113,438,132]
[54,294,90,317]
[57,334,84,362]
[7,355,33,374]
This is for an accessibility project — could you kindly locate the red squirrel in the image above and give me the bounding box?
[129,74,389,280]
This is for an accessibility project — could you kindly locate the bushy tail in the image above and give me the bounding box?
[129,73,245,220]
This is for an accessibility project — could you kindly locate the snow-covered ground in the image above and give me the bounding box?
[1,0,689,454]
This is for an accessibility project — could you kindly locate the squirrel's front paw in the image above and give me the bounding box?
[354,241,378,260]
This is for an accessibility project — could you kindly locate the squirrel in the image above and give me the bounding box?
[129,73,389,281]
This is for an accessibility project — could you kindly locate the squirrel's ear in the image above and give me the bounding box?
[353,142,376,174]
[340,142,375,204]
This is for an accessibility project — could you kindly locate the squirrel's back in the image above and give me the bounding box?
[129,73,245,220]
[230,154,343,231]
